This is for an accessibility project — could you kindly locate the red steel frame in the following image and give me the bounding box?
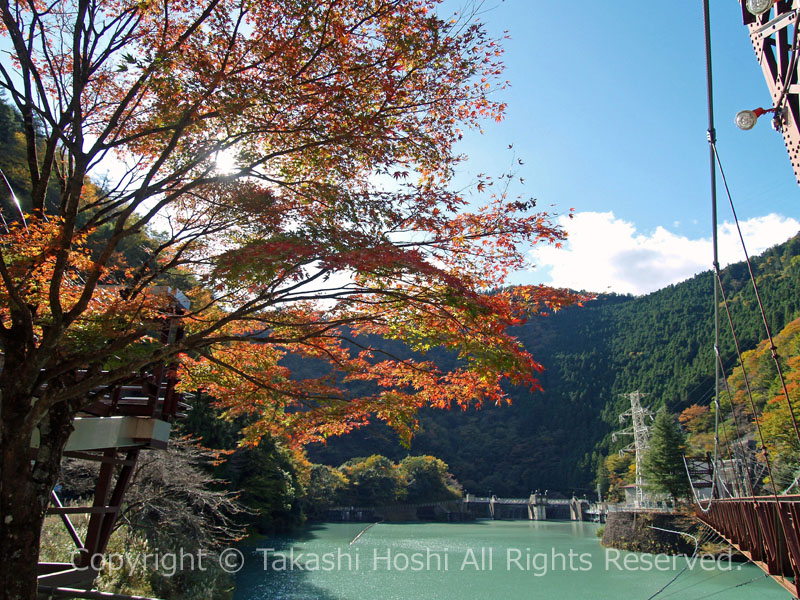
[720,4,800,597]
[741,0,800,184]
[696,496,800,597]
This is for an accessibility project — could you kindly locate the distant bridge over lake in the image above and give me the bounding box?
[464,494,596,521]
[325,494,603,523]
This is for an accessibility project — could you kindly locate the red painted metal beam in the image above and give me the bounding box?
[741,0,800,185]
[696,498,800,598]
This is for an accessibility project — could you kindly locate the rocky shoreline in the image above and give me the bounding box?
[601,511,701,555]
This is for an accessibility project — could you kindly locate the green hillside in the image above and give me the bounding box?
[308,234,800,495]
[3,93,798,498]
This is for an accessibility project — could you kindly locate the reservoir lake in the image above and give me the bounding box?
[233,521,791,599]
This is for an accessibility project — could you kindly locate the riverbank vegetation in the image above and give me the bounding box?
[177,394,464,529]
[44,438,246,599]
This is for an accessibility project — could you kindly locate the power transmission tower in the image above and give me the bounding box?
[612,391,654,508]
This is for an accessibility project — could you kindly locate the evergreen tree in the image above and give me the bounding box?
[225,440,307,533]
[642,410,690,502]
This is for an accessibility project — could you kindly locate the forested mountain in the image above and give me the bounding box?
[3,92,799,500]
[308,234,800,496]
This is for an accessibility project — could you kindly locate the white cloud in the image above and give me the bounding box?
[530,211,800,295]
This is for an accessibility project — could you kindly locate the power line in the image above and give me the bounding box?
[685,573,771,600]
[644,526,698,600]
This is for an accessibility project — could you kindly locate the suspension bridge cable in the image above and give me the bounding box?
[783,474,800,495]
[708,360,738,486]
[713,335,755,496]
[701,0,722,514]
[714,272,768,495]
[710,145,795,591]
[656,526,737,598]
[712,143,800,449]
[691,523,718,553]
[697,10,793,593]
[658,524,769,599]
[715,361,749,462]
[714,274,787,576]
[685,455,715,513]
[645,525,730,600]
[712,403,739,498]
[716,400,733,462]
[672,370,737,420]
[711,148,796,502]
[656,571,728,600]
[644,527,699,600]
[713,348,755,497]
[685,573,770,600]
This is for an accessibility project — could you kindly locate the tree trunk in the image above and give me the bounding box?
[0,396,74,600]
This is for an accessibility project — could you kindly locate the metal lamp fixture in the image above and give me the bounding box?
[746,0,774,16]
[735,107,773,130]
[735,110,759,130]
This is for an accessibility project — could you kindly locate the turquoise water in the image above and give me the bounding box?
[233,521,791,599]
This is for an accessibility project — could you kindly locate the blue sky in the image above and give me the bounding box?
[447,1,800,294]
[3,1,795,295]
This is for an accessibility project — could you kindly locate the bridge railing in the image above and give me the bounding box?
[696,497,800,598]
[464,497,589,505]
[605,504,675,513]
[328,499,462,512]
[78,370,191,422]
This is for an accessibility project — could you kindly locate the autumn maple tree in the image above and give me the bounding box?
[0,0,576,597]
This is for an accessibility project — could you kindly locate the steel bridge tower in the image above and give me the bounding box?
[740,0,800,184]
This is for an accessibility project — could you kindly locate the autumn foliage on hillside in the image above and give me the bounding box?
[679,317,800,488]
[731,318,800,473]
[0,1,576,596]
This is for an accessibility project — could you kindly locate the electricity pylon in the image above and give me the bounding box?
[612,391,654,508]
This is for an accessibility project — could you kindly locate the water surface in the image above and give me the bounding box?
[234,521,790,599]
